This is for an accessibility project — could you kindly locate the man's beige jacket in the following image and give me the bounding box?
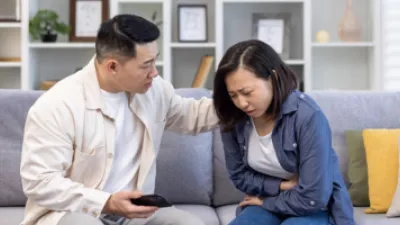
[19,57,219,225]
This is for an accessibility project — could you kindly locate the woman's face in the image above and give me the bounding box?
[225,67,273,119]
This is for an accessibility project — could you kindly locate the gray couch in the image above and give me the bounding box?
[1,88,400,225]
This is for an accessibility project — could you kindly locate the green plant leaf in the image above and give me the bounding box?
[28,9,70,40]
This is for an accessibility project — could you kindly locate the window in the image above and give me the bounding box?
[382,0,400,90]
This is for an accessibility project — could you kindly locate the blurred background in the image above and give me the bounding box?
[0,0,398,92]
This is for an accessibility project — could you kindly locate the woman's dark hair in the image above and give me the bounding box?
[95,14,160,63]
[213,39,299,131]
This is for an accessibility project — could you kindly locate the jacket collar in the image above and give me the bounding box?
[82,56,135,119]
[281,90,300,115]
[82,56,104,111]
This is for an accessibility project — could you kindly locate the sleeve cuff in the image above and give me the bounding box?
[262,196,277,212]
[81,188,111,218]
[263,176,281,196]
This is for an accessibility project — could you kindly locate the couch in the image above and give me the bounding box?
[0,88,400,225]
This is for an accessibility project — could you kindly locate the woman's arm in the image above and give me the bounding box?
[221,129,283,197]
[260,111,334,216]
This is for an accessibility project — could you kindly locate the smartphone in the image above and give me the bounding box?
[130,194,172,208]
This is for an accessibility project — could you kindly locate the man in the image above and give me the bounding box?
[20,14,218,225]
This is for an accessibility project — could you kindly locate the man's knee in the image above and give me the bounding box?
[58,212,104,225]
[150,207,204,225]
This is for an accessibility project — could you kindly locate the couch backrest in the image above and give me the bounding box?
[212,129,245,207]
[154,88,214,205]
[212,91,400,207]
[308,91,400,185]
[0,88,215,207]
[0,89,43,206]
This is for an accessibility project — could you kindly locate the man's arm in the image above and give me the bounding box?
[20,99,110,218]
[261,111,334,216]
[162,79,219,135]
[222,129,282,197]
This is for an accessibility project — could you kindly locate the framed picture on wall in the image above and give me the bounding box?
[0,0,21,22]
[177,4,208,42]
[69,0,109,42]
[252,13,291,60]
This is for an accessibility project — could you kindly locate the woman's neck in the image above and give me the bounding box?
[252,114,275,137]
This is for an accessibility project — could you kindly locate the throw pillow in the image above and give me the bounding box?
[362,129,400,214]
[345,130,370,207]
[386,136,400,217]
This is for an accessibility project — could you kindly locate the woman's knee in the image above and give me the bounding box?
[229,206,281,225]
[281,211,329,225]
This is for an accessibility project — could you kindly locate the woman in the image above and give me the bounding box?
[212,40,354,225]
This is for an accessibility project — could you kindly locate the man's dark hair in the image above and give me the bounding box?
[213,39,299,131]
[95,14,160,62]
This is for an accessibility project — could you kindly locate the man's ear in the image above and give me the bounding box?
[106,60,118,74]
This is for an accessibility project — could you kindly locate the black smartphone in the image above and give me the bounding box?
[130,194,172,208]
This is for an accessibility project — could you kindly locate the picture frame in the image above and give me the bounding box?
[69,0,109,42]
[177,4,208,42]
[252,13,291,60]
[0,0,21,22]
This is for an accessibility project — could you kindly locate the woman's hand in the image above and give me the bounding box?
[280,174,299,191]
[239,195,263,207]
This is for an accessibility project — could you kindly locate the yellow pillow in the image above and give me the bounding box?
[362,129,400,214]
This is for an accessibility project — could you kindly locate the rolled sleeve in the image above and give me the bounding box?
[262,111,333,216]
[163,79,219,135]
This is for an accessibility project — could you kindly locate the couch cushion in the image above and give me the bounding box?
[308,91,400,186]
[362,129,400,214]
[212,129,245,207]
[0,207,25,225]
[345,130,370,207]
[354,207,400,225]
[174,205,220,225]
[0,89,43,206]
[155,88,214,205]
[216,204,237,225]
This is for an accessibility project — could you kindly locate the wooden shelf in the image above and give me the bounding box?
[155,61,163,66]
[118,0,163,3]
[285,60,305,65]
[312,42,375,48]
[0,62,21,68]
[171,43,216,48]
[29,42,95,49]
[223,0,305,3]
[0,22,21,28]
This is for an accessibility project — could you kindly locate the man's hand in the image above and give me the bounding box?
[280,174,299,191]
[102,191,158,219]
[239,195,263,207]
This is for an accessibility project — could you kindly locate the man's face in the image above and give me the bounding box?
[111,41,159,94]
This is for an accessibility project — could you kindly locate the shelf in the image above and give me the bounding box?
[285,60,305,65]
[223,0,305,3]
[0,22,21,28]
[171,43,216,48]
[118,0,163,3]
[155,61,163,66]
[0,62,21,68]
[29,42,95,49]
[312,42,375,48]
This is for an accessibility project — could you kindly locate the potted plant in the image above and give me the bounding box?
[29,9,69,43]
